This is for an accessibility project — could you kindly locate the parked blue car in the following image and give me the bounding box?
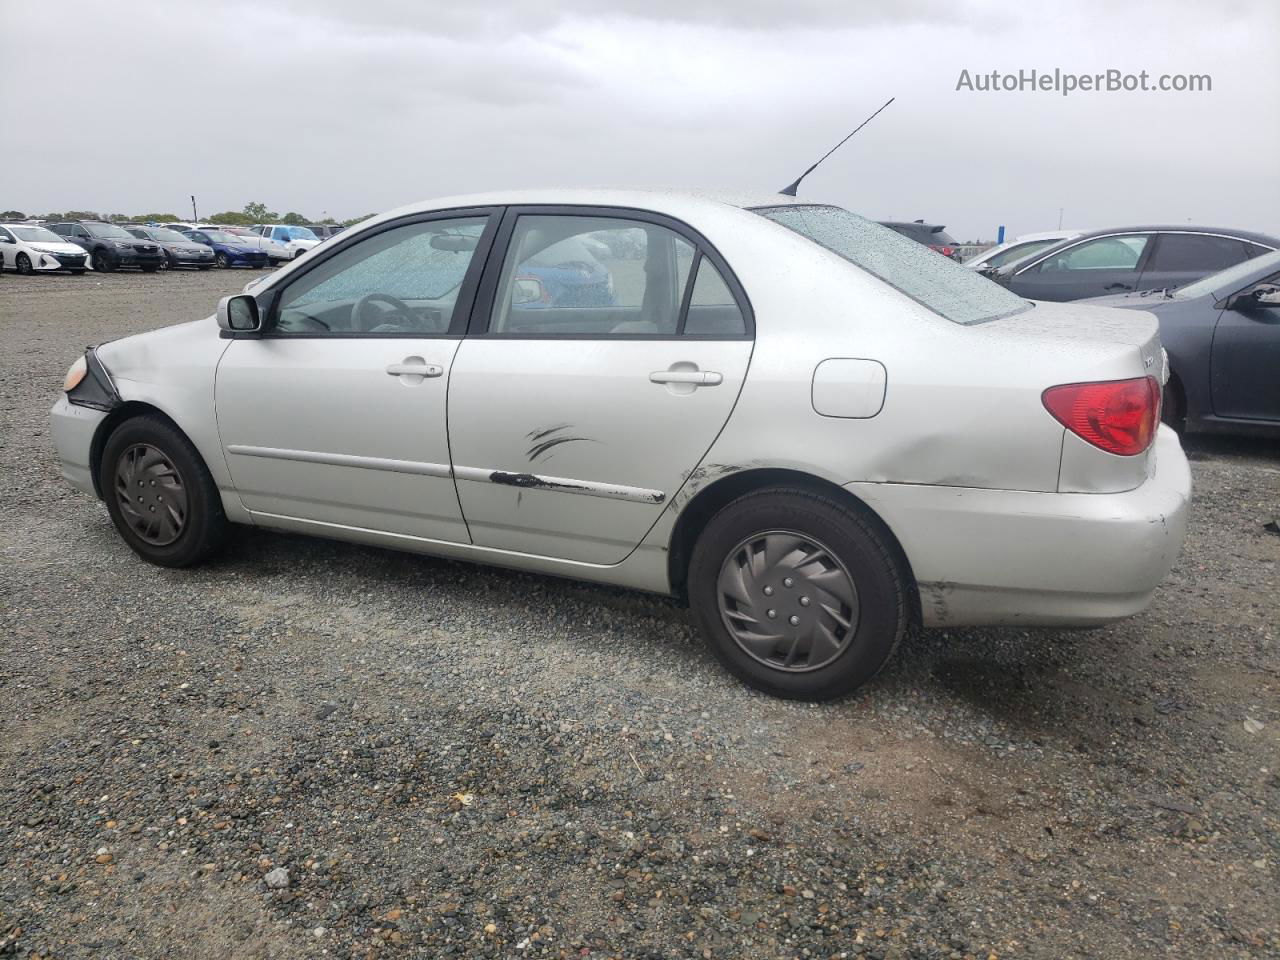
[183,229,270,270]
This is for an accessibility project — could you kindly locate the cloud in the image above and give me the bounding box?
[0,0,1275,239]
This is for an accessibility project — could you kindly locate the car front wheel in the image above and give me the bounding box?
[99,415,227,567]
[215,253,230,269]
[16,253,34,275]
[688,488,908,701]
[92,250,115,272]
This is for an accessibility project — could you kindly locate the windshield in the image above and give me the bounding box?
[12,226,63,243]
[1174,249,1280,300]
[201,232,240,244]
[84,223,133,239]
[757,205,1031,325]
[150,228,190,242]
[289,226,318,241]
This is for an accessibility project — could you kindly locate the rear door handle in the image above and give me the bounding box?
[386,360,443,378]
[649,370,722,386]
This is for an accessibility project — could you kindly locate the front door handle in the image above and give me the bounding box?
[649,370,722,386]
[386,358,443,378]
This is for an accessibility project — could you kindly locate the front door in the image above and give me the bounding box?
[215,210,496,542]
[447,209,754,564]
[1211,271,1280,421]
[1009,233,1153,301]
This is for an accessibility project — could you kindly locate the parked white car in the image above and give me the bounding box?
[965,229,1084,273]
[50,190,1190,700]
[246,224,321,262]
[0,223,91,274]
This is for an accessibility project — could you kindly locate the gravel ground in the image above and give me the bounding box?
[1,269,1278,960]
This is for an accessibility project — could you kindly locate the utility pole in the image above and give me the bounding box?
[1057,207,1063,229]
[191,195,198,225]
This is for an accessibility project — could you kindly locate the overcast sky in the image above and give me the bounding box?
[2,0,1277,239]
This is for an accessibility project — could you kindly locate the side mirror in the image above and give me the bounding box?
[1250,283,1280,307]
[511,276,546,306]
[1227,282,1280,310]
[217,294,262,335]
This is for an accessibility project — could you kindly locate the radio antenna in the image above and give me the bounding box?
[779,97,895,197]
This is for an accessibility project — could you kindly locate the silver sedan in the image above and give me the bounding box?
[50,190,1191,700]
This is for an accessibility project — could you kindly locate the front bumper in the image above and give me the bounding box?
[169,251,215,266]
[30,252,89,271]
[50,396,108,497]
[228,253,270,267]
[847,425,1192,627]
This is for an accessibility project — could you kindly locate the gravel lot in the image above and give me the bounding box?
[1,269,1277,959]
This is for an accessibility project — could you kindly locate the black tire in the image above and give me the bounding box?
[16,253,33,275]
[215,253,229,269]
[92,249,116,272]
[688,488,908,701]
[99,414,227,568]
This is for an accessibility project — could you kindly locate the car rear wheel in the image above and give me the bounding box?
[688,488,908,701]
[92,250,115,272]
[99,415,227,568]
[215,253,230,269]
[16,253,33,275]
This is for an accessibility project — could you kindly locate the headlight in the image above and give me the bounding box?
[114,240,133,248]
[64,356,88,392]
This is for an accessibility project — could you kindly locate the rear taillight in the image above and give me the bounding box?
[1042,377,1161,456]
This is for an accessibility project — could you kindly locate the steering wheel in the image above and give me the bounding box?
[353,293,418,332]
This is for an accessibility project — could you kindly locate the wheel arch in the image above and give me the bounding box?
[89,401,186,498]
[666,467,921,623]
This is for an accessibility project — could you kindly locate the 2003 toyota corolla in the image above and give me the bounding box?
[50,190,1191,700]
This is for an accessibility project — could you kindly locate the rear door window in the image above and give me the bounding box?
[1147,233,1252,273]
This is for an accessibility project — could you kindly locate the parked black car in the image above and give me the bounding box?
[990,226,1278,302]
[878,220,962,260]
[46,220,167,272]
[1086,250,1280,436]
[123,225,216,270]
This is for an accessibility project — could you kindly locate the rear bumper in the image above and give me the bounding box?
[50,396,107,497]
[846,425,1192,627]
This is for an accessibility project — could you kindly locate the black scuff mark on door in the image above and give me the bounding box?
[527,435,597,462]
[526,424,572,444]
[490,471,555,489]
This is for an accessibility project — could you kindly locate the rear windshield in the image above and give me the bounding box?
[756,204,1031,325]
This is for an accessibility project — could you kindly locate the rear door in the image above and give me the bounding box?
[447,207,754,564]
[215,209,498,542]
[1139,232,1255,293]
[1009,233,1153,301]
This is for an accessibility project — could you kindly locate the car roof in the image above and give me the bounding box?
[367,188,808,222]
[1069,224,1280,245]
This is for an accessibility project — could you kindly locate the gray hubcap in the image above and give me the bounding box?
[717,530,859,672]
[114,444,187,546]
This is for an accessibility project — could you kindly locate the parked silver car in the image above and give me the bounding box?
[50,190,1191,700]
